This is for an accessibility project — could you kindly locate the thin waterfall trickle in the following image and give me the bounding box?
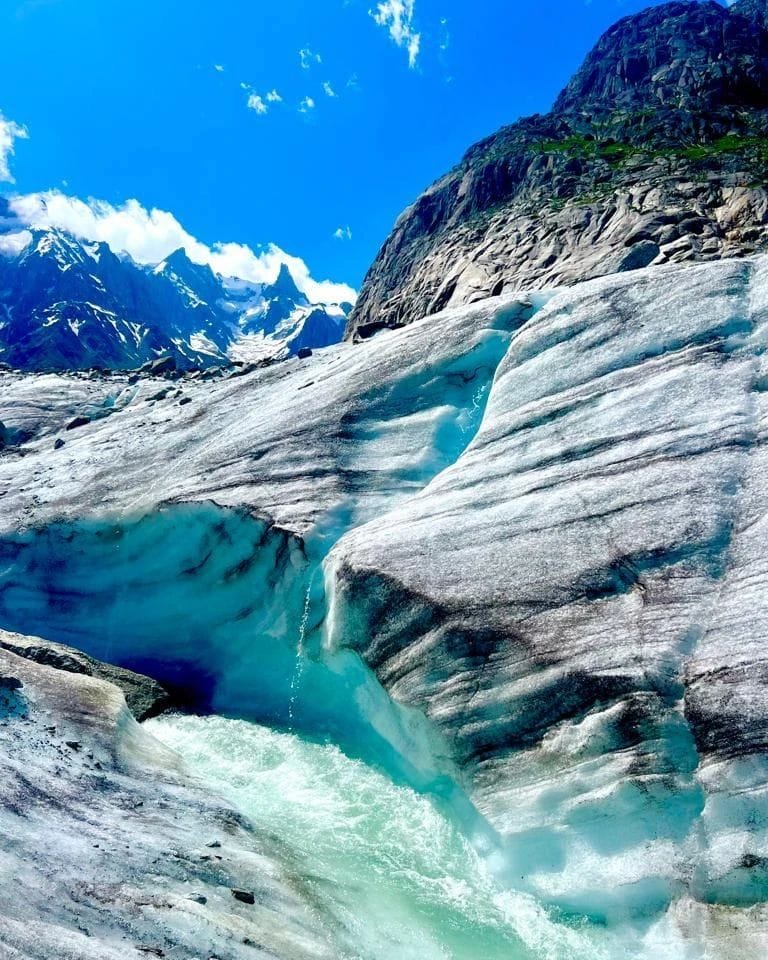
[287,576,314,729]
[456,380,490,439]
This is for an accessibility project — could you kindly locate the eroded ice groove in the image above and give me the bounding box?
[0,292,544,532]
[322,258,768,945]
[0,503,461,798]
[0,295,547,795]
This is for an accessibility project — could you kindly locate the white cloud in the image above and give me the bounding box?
[298,96,315,113]
[370,0,420,68]
[214,64,225,72]
[0,230,33,256]
[8,191,356,304]
[247,93,268,115]
[333,225,352,241]
[299,48,322,69]
[244,88,281,114]
[0,113,29,183]
[322,81,337,98]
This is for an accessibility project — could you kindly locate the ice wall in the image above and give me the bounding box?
[0,503,460,797]
[324,258,768,944]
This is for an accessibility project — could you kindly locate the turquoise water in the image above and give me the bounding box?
[146,714,601,960]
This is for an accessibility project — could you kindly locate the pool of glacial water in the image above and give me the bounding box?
[146,714,600,960]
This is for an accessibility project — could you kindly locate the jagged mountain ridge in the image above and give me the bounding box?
[0,228,350,371]
[348,0,768,337]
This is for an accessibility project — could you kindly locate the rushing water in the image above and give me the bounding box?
[146,714,604,960]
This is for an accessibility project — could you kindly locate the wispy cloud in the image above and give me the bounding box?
[247,93,268,115]
[298,96,316,114]
[322,81,337,98]
[299,47,322,69]
[214,64,225,73]
[7,191,357,304]
[0,112,29,183]
[439,17,450,52]
[333,225,352,241]
[243,86,282,115]
[370,0,420,68]
[0,230,32,255]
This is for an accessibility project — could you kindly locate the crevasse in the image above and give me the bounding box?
[0,295,543,806]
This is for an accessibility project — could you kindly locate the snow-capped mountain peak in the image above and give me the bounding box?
[267,262,307,305]
[0,229,352,371]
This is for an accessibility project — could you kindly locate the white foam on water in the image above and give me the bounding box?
[147,713,611,960]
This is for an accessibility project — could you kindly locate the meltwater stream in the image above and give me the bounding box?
[146,714,604,960]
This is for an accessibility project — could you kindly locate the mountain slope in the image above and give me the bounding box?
[0,229,350,371]
[348,0,768,338]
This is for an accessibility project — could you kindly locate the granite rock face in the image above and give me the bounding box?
[348,0,768,338]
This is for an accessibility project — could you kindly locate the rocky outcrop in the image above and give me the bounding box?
[347,0,768,337]
[0,629,172,720]
[0,644,337,959]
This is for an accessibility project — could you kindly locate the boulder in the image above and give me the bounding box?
[0,630,173,721]
[144,356,176,376]
[65,415,91,431]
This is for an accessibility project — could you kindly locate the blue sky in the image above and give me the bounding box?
[0,0,680,301]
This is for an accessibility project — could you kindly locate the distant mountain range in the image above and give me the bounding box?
[0,227,352,371]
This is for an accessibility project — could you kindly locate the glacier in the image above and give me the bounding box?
[1,254,768,955]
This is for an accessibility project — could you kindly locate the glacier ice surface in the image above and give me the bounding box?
[1,258,768,953]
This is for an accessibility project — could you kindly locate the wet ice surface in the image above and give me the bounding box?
[1,257,768,954]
